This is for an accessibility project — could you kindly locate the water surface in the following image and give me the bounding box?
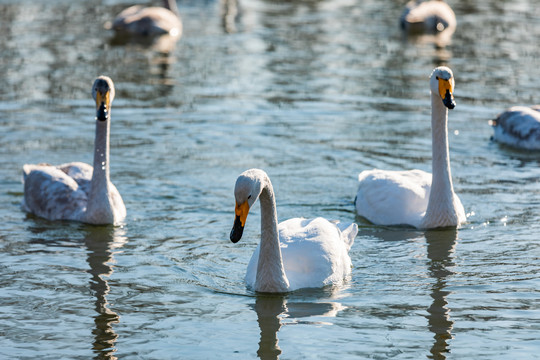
[1,0,539,359]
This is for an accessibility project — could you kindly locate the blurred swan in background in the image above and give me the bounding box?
[22,76,126,225]
[230,169,358,293]
[401,0,456,34]
[490,105,540,150]
[355,67,465,229]
[111,0,182,38]
[401,0,456,47]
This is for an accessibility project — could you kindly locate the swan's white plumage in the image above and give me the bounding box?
[22,162,125,224]
[491,106,540,150]
[355,67,465,229]
[231,169,357,293]
[22,76,126,226]
[245,217,357,292]
[112,0,182,37]
[401,0,456,34]
[356,169,431,228]
[22,163,88,221]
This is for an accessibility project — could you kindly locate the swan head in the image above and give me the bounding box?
[230,169,266,243]
[430,66,456,109]
[92,76,115,121]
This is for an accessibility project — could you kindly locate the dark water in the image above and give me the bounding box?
[1,0,539,359]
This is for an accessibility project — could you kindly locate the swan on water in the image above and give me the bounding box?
[490,105,540,150]
[400,0,456,35]
[230,169,358,293]
[22,76,126,225]
[111,0,182,38]
[355,66,465,229]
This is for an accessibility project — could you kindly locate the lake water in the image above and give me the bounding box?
[1,0,539,359]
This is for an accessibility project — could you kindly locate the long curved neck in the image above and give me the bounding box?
[86,119,115,224]
[256,178,289,293]
[422,93,458,228]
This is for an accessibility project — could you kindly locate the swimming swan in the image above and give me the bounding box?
[491,105,540,150]
[400,0,456,35]
[355,66,465,229]
[111,0,182,38]
[22,76,126,225]
[230,169,358,293]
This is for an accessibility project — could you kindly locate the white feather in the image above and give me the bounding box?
[111,0,182,37]
[245,217,357,291]
[22,77,126,225]
[233,169,358,293]
[355,67,465,229]
[491,106,540,150]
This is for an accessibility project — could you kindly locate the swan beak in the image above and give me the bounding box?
[438,78,456,109]
[95,89,111,121]
[230,201,249,243]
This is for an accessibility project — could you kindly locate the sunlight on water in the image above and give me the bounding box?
[0,0,539,359]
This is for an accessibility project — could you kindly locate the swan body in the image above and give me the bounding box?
[230,169,357,293]
[112,0,182,37]
[355,66,465,229]
[401,0,456,35]
[356,169,431,228]
[22,76,126,225]
[491,106,540,150]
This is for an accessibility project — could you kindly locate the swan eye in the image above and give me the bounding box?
[436,76,439,80]
[248,195,252,199]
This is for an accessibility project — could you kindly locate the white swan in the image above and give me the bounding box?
[400,0,456,35]
[111,0,182,38]
[22,76,126,225]
[230,169,358,293]
[355,66,465,229]
[491,105,540,150]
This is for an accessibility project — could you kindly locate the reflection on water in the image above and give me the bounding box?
[254,295,285,360]
[1,0,540,358]
[357,226,458,359]
[109,32,180,54]
[425,229,457,360]
[84,226,127,360]
[402,28,455,50]
[254,294,344,360]
[402,33,454,63]
[220,0,240,34]
[357,225,424,242]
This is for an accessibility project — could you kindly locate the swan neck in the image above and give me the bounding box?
[423,93,457,227]
[92,120,111,184]
[86,119,114,223]
[430,92,452,184]
[256,178,289,293]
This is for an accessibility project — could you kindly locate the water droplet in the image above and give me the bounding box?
[454,130,459,136]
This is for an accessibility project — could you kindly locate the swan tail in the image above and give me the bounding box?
[336,221,358,251]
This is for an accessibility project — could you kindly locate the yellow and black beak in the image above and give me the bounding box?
[438,77,456,109]
[95,87,111,121]
[230,201,249,243]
